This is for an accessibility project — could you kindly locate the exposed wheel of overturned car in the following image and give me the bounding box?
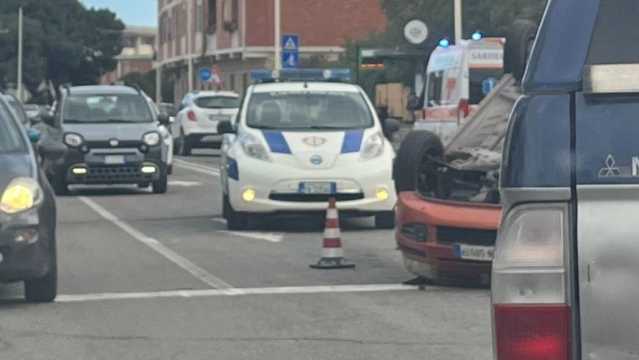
[393,130,444,193]
[504,19,538,82]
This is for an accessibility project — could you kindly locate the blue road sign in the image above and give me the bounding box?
[282,52,299,69]
[282,34,300,52]
[199,68,212,82]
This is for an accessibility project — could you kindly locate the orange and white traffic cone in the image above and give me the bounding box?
[310,197,355,270]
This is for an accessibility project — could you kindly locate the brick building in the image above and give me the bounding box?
[156,0,387,103]
[101,26,156,84]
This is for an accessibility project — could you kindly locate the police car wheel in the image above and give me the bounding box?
[375,211,396,230]
[224,195,250,231]
[24,235,57,303]
[394,131,444,193]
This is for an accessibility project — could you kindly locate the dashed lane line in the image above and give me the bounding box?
[211,218,284,243]
[56,284,420,303]
[78,196,234,291]
[174,159,220,177]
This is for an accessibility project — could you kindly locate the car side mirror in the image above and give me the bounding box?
[38,141,67,161]
[158,113,171,126]
[27,128,41,144]
[382,118,401,138]
[217,120,236,135]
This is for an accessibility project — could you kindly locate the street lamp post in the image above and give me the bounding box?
[17,7,23,102]
[274,0,281,71]
[454,0,462,44]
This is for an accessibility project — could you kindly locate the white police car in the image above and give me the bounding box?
[218,69,399,230]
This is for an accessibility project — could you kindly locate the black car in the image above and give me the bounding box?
[41,85,172,195]
[0,93,63,303]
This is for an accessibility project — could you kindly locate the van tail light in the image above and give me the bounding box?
[494,304,571,360]
[187,110,197,122]
[492,203,570,360]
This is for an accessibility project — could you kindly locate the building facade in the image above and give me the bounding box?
[101,26,156,84]
[156,0,386,103]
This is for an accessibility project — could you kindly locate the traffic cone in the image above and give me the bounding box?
[310,197,355,270]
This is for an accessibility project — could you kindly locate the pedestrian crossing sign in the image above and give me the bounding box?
[282,34,299,52]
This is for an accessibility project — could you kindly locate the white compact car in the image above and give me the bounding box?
[173,91,240,155]
[218,69,399,230]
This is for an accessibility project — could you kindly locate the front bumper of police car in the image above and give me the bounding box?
[225,130,397,215]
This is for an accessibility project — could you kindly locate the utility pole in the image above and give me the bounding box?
[187,0,194,92]
[454,0,463,44]
[17,7,24,101]
[274,0,281,71]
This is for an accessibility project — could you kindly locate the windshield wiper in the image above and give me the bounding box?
[308,125,356,130]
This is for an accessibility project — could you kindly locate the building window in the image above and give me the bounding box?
[223,0,239,32]
[207,0,217,34]
[229,73,236,92]
[196,0,203,33]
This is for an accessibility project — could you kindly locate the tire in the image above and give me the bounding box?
[152,170,168,194]
[375,211,396,230]
[24,236,57,303]
[179,129,192,156]
[223,194,249,231]
[393,131,444,193]
[167,164,173,175]
[504,19,538,82]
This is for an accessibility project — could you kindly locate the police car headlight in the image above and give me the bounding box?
[143,132,161,146]
[361,132,385,160]
[240,133,270,161]
[0,178,42,215]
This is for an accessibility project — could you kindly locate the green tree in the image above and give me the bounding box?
[0,0,124,97]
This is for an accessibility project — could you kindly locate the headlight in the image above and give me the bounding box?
[239,133,270,161]
[143,132,161,146]
[64,133,84,147]
[0,178,43,215]
[361,132,385,160]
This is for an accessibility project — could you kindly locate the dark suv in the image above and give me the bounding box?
[492,0,639,359]
[41,85,171,195]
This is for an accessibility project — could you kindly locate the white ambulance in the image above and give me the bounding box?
[415,35,504,144]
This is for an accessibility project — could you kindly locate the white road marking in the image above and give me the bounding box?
[212,218,284,243]
[174,159,221,177]
[78,197,233,290]
[56,284,420,303]
[168,180,202,187]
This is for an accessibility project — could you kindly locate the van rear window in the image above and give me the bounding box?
[587,0,639,65]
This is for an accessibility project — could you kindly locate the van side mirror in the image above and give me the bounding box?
[217,120,236,135]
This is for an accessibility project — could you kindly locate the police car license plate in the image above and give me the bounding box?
[299,182,336,194]
[454,244,495,261]
[104,155,125,165]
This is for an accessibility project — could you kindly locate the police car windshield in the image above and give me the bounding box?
[195,96,240,109]
[246,91,373,130]
[0,109,26,154]
[63,94,153,124]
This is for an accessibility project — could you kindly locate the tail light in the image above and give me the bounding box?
[187,110,197,122]
[492,203,570,360]
[458,98,470,118]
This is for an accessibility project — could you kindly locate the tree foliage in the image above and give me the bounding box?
[0,0,124,97]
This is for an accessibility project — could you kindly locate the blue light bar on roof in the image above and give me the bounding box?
[250,68,353,83]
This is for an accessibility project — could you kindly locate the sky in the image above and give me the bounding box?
[80,0,157,27]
